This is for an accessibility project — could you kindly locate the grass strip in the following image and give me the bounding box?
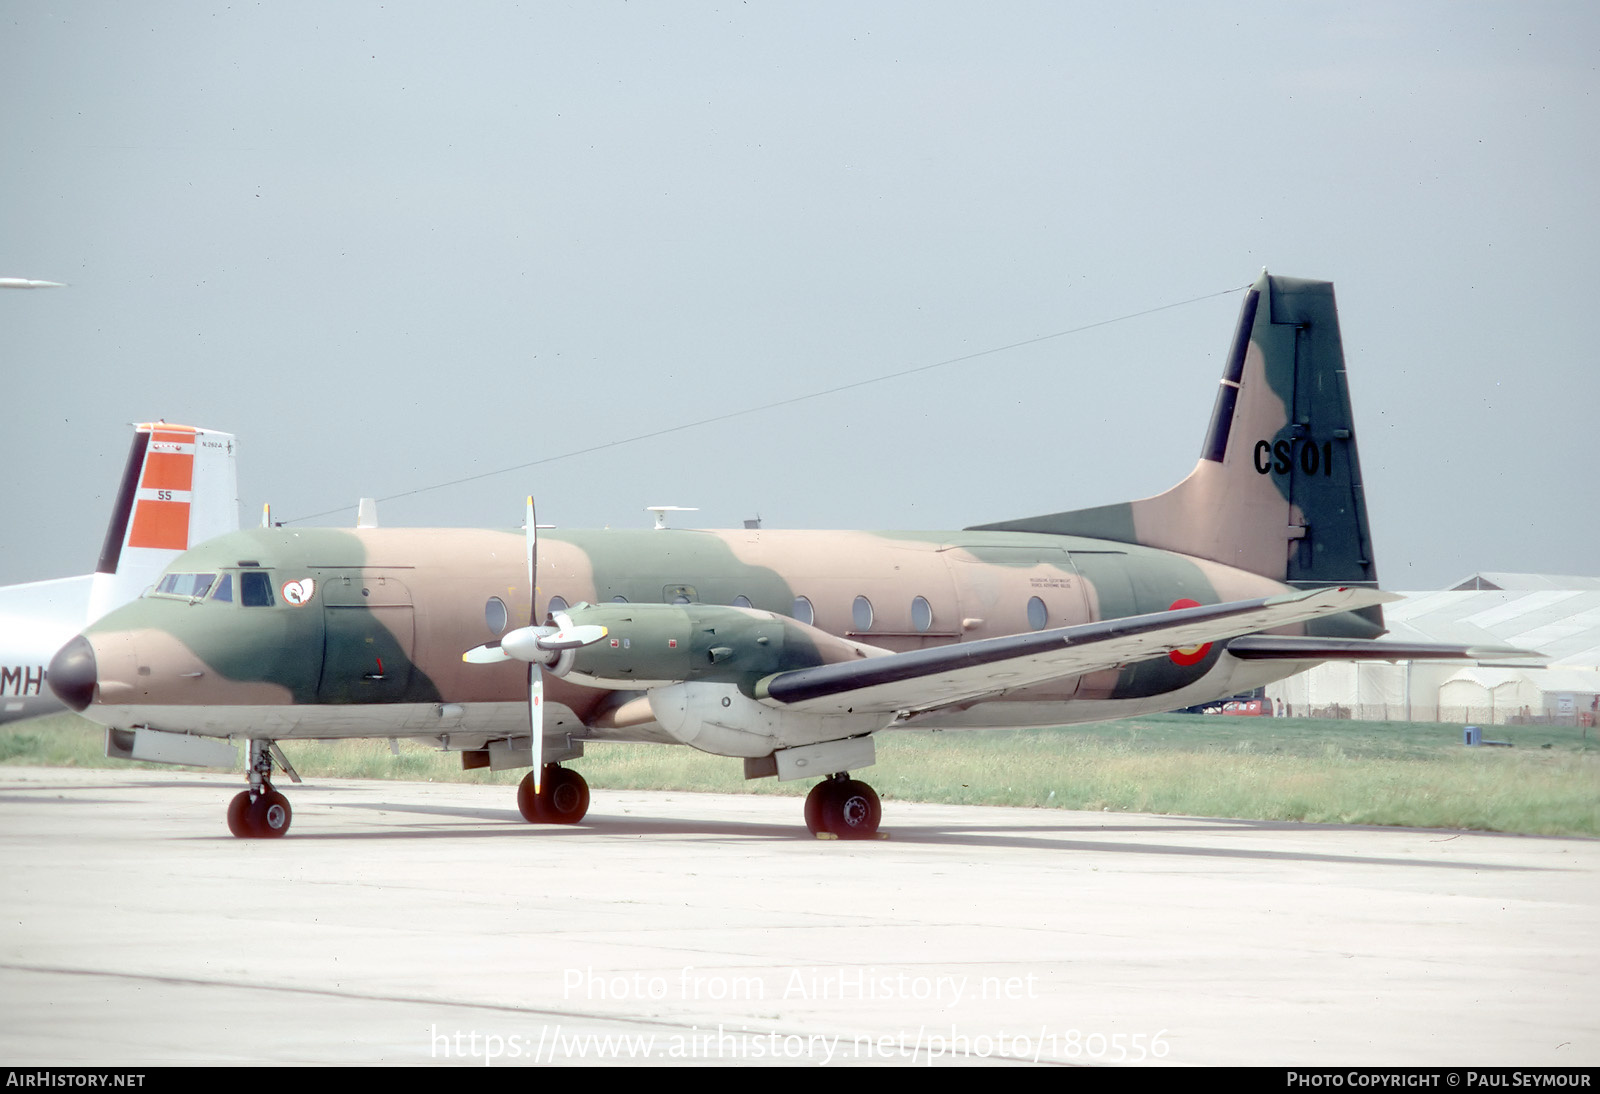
[4,712,1595,836]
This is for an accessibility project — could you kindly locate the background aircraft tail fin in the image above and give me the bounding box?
[87,423,240,622]
[970,272,1380,631]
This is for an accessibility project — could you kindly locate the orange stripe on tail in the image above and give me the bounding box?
[140,450,194,492]
[128,499,191,550]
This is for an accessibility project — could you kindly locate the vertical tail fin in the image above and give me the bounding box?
[970,271,1379,596]
[87,423,240,622]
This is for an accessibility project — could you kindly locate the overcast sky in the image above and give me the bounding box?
[2,1,1595,591]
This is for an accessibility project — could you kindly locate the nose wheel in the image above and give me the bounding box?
[226,788,293,838]
[225,738,295,838]
[804,774,882,839]
[516,764,590,824]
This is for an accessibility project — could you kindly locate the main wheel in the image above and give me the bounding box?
[226,791,254,837]
[248,790,292,838]
[540,767,590,824]
[516,766,590,824]
[803,781,830,835]
[819,779,881,840]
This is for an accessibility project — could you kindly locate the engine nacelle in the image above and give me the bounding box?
[646,680,888,757]
[551,602,885,690]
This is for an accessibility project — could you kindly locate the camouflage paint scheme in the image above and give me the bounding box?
[51,273,1427,835]
[72,521,1327,738]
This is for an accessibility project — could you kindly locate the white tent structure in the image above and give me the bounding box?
[1266,574,1600,725]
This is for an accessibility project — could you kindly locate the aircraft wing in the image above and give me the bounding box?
[755,586,1397,716]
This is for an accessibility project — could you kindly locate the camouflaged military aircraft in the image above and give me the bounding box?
[48,273,1530,840]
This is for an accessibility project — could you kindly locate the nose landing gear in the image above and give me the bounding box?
[225,739,295,838]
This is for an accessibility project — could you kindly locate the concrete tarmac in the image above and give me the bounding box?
[0,765,1595,1067]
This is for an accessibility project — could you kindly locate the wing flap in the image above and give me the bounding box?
[757,586,1396,716]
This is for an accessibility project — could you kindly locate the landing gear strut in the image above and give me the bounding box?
[517,763,590,824]
[804,773,882,839]
[226,739,293,838]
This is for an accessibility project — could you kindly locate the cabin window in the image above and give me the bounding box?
[911,596,933,633]
[791,596,814,625]
[212,574,234,603]
[241,571,275,607]
[1027,596,1048,630]
[154,572,217,599]
[485,597,508,635]
[852,596,874,630]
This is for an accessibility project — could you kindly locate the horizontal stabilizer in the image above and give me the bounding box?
[1225,635,1544,665]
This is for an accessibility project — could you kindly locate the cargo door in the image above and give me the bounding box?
[317,570,417,703]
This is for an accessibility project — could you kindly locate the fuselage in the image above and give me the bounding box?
[53,523,1349,755]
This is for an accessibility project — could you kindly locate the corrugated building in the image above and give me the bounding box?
[1265,574,1600,724]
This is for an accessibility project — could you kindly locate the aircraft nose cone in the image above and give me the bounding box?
[48,635,97,712]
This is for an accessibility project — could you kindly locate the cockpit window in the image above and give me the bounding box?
[154,572,217,599]
[212,573,234,603]
[240,571,275,607]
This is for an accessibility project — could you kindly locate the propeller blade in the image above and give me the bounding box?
[526,496,537,619]
[461,642,510,665]
[530,663,543,794]
[535,623,609,651]
[527,496,542,793]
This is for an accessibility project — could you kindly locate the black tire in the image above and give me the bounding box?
[249,790,292,838]
[821,779,881,840]
[226,791,255,838]
[803,781,830,835]
[541,767,590,824]
[517,766,590,824]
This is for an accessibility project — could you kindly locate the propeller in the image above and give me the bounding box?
[461,618,610,665]
[527,497,543,792]
[461,499,607,793]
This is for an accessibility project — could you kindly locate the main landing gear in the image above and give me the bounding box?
[226,739,293,838]
[804,773,882,840]
[517,763,590,824]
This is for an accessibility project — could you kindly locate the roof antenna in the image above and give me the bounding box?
[645,506,698,530]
